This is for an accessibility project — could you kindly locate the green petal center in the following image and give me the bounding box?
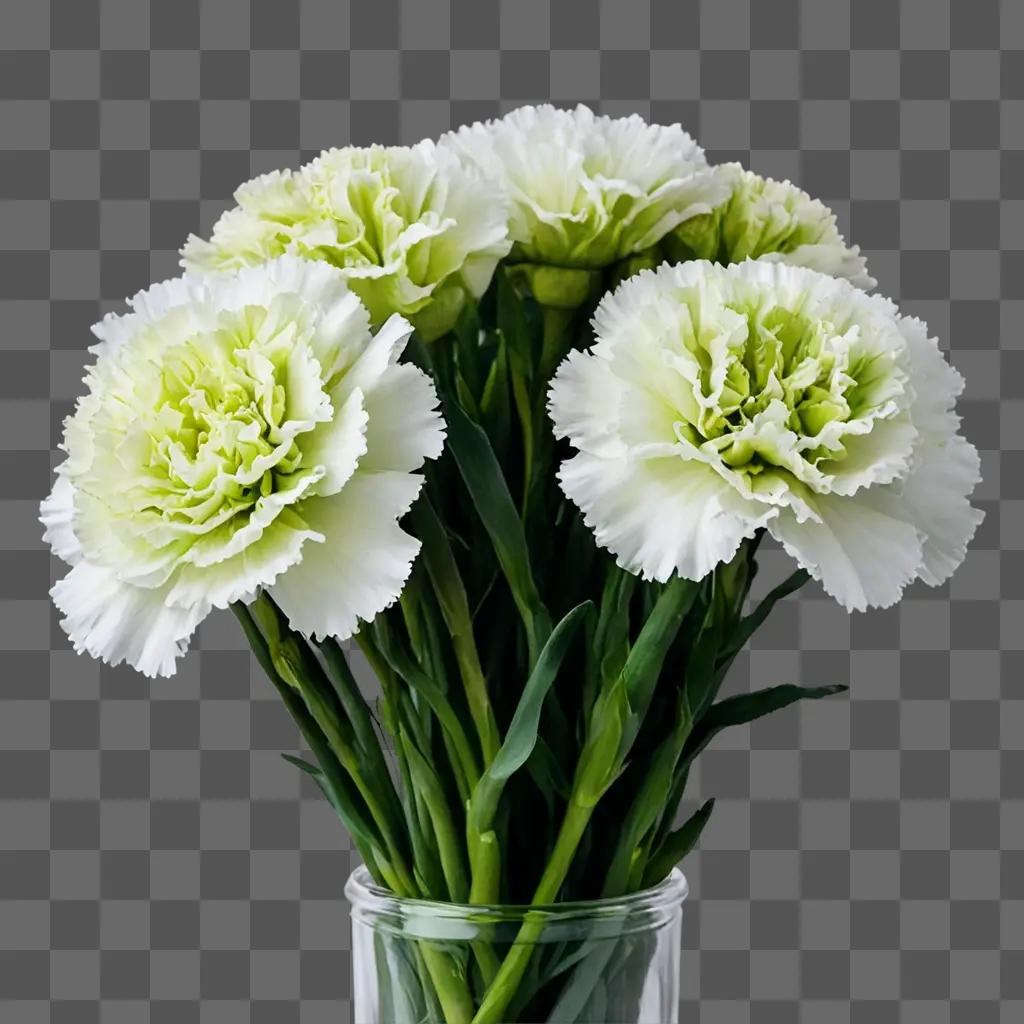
[78,302,328,545]
[658,297,903,488]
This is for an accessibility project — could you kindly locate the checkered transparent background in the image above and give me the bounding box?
[0,0,1021,1020]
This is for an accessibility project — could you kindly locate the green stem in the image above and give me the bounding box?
[231,604,390,886]
[282,657,418,899]
[538,305,576,384]
[472,939,501,989]
[452,634,500,766]
[248,596,418,898]
[408,498,501,769]
[316,636,408,843]
[419,944,475,1024]
[399,728,469,903]
[239,610,480,1020]
[352,630,436,865]
[370,617,483,792]
[519,305,574,527]
[511,360,536,519]
[471,799,595,1024]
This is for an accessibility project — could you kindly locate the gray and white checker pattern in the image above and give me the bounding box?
[0,0,1019,1020]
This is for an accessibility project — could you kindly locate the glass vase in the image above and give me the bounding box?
[346,865,688,1024]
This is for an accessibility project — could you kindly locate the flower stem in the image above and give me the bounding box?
[398,727,469,903]
[470,798,595,1024]
[538,305,576,384]
[231,604,393,886]
[419,944,475,1024]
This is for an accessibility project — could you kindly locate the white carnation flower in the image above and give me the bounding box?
[182,142,511,341]
[41,256,445,676]
[549,260,982,611]
[667,167,875,289]
[440,104,730,270]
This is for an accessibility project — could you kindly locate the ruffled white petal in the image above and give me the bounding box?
[237,254,357,331]
[89,276,200,355]
[559,452,774,583]
[336,313,413,399]
[267,471,424,640]
[820,416,918,496]
[43,256,445,675]
[359,364,446,473]
[760,244,875,291]
[40,474,82,565]
[300,387,369,496]
[441,103,724,268]
[898,316,967,435]
[882,314,984,584]
[182,144,510,339]
[52,563,208,678]
[309,290,375,384]
[768,492,924,611]
[887,436,983,586]
[548,349,629,460]
[551,259,982,608]
[672,169,876,290]
[166,507,323,610]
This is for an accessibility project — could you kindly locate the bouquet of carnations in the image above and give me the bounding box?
[42,105,981,1024]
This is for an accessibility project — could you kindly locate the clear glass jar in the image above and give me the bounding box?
[346,865,688,1024]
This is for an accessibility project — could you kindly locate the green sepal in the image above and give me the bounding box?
[506,262,602,310]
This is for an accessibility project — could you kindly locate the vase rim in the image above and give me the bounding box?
[345,863,688,925]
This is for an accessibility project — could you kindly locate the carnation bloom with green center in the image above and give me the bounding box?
[440,105,731,280]
[549,260,982,611]
[666,167,875,289]
[41,256,445,676]
[181,142,511,341]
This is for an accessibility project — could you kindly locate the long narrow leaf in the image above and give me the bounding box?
[497,268,537,388]
[369,618,482,789]
[443,395,552,664]
[574,579,699,810]
[641,798,716,888]
[232,605,387,878]
[649,763,691,859]
[601,696,694,896]
[528,735,572,801]
[398,727,469,903]
[681,683,849,768]
[621,576,701,721]
[470,601,592,833]
[453,300,485,398]
[316,636,406,823]
[683,611,725,720]
[409,496,500,763]
[717,568,810,666]
[480,340,512,454]
[280,753,322,778]
[598,572,636,692]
